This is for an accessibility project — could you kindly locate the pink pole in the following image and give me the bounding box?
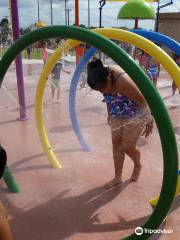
[10,0,27,120]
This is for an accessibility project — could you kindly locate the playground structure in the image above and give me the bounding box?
[0,25,180,239]
[1,0,180,239]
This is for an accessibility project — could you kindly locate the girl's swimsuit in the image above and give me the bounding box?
[103,70,147,147]
[138,54,147,69]
[51,62,63,88]
[147,65,159,78]
[175,59,180,67]
[43,48,48,61]
[103,93,141,118]
[103,71,142,118]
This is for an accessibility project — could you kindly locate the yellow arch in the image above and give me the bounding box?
[35,28,180,169]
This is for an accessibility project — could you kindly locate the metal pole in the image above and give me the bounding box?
[88,0,90,28]
[99,4,102,28]
[155,0,173,32]
[155,1,160,32]
[65,0,67,25]
[50,0,53,25]
[8,0,12,33]
[37,0,40,22]
[67,9,71,25]
[10,0,27,120]
[99,0,106,28]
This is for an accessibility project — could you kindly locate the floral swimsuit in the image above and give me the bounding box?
[103,93,141,118]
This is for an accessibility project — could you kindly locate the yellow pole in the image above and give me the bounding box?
[149,176,180,207]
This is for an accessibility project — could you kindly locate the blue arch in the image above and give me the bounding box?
[69,47,96,151]
[69,30,180,151]
[131,30,180,55]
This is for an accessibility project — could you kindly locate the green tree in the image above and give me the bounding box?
[0,18,11,45]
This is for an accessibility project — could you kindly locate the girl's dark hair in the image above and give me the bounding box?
[0,145,7,179]
[87,58,103,72]
[87,59,110,90]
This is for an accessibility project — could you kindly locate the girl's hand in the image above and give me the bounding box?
[107,115,111,126]
[142,119,153,138]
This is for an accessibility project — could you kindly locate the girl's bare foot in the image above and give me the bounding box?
[104,178,122,189]
[130,165,142,182]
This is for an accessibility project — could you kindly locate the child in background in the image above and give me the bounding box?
[172,53,180,95]
[87,59,153,189]
[138,50,160,87]
[42,42,48,65]
[26,45,32,59]
[0,145,12,240]
[146,55,160,87]
[138,50,148,71]
[79,66,88,88]
[51,61,70,103]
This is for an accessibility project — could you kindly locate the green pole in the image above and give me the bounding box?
[3,167,20,193]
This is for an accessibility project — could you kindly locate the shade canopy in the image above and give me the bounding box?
[118,0,156,19]
[36,21,46,28]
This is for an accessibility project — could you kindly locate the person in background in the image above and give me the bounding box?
[51,61,70,103]
[0,144,12,240]
[138,50,148,71]
[26,45,32,59]
[146,55,160,87]
[172,53,180,95]
[79,66,88,88]
[87,59,153,189]
[42,42,49,66]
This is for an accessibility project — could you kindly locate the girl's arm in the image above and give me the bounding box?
[106,104,111,125]
[116,73,146,108]
[116,73,153,137]
[158,63,161,77]
[0,203,12,240]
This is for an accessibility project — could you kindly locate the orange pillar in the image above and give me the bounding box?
[75,0,81,64]
[75,0,79,25]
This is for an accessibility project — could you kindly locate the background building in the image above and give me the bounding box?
[159,12,180,41]
[158,12,180,56]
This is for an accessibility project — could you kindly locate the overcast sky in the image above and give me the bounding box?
[0,0,180,29]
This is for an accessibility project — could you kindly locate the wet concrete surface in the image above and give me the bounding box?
[0,61,180,239]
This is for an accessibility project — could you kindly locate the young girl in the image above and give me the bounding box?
[146,55,160,87]
[51,61,70,103]
[138,50,148,71]
[87,59,153,189]
[172,53,180,95]
[42,42,49,66]
[0,145,12,240]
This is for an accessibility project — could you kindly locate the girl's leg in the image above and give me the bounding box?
[172,81,177,95]
[125,147,141,181]
[153,76,158,87]
[104,141,125,189]
[56,79,60,102]
[57,88,60,102]
[105,119,124,189]
[0,203,12,240]
[51,85,55,100]
[123,117,146,182]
